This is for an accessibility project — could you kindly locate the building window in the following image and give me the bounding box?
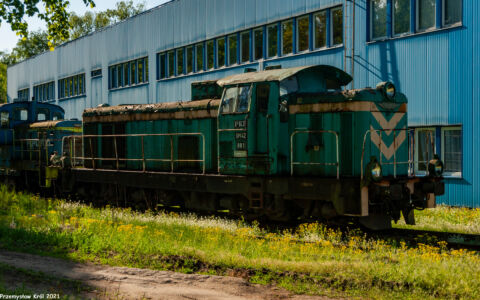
[206,40,214,70]
[108,57,148,89]
[417,0,436,31]
[371,0,387,39]
[241,31,250,63]
[168,50,175,77]
[393,0,411,35]
[158,53,167,79]
[17,88,30,101]
[228,34,237,65]
[33,81,55,102]
[314,11,327,49]
[217,38,226,68]
[91,69,102,78]
[442,127,462,176]
[443,0,462,26]
[415,128,436,174]
[58,73,85,99]
[331,7,343,46]
[253,28,263,60]
[196,43,204,72]
[282,19,293,55]
[177,48,184,75]
[267,24,278,58]
[186,46,194,73]
[297,16,310,52]
[1,112,9,128]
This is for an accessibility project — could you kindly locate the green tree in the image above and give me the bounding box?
[0,63,6,103]
[0,0,95,45]
[68,1,145,40]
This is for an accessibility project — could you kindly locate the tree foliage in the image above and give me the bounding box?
[0,1,145,102]
[0,63,6,103]
[69,1,145,40]
[0,0,95,45]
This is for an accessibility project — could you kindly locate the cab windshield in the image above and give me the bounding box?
[220,85,251,114]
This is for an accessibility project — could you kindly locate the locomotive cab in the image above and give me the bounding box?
[216,65,349,176]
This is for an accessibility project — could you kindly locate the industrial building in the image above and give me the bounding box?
[7,0,476,207]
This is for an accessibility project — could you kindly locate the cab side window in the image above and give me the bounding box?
[256,84,270,113]
[52,112,63,121]
[1,112,9,128]
[36,108,50,121]
[14,109,28,121]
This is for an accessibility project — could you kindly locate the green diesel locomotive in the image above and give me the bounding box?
[62,65,444,229]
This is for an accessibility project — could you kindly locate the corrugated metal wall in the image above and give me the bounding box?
[6,0,479,207]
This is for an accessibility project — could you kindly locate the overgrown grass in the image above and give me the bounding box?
[0,185,479,299]
[394,205,480,234]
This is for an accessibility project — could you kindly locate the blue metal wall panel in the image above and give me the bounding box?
[6,0,478,207]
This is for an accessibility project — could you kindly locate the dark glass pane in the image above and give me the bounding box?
[332,8,343,45]
[207,40,214,69]
[372,0,387,39]
[160,54,166,78]
[228,35,237,65]
[168,51,175,77]
[138,59,144,83]
[196,44,204,71]
[254,28,263,60]
[444,130,462,173]
[282,20,293,55]
[267,25,278,57]
[394,0,410,34]
[418,0,436,30]
[145,58,149,82]
[131,61,136,84]
[314,12,326,48]
[79,76,83,94]
[444,0,461,25]
[241,31,250,63]
[117,65,123,87]
[124,63,129,85]
[177,48,184,75]
[297,16,309,52]
[417,130,435,171]
[217,38,225,67]
[186,47,194,73]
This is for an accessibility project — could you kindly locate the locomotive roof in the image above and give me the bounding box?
[29,120,82,129]
[217,65,352,87]
[83,99,221,123]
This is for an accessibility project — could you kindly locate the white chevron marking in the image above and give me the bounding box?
[370,125,407,160]
[371,112,405,135]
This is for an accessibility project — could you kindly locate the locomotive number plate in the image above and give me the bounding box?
[234,120,247,129]
[235,132,247,139]
[236,141,247,150]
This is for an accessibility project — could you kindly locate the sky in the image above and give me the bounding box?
[0,0,170,53]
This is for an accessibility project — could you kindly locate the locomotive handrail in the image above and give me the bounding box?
[62,132,206,174]
[360,128,426,179]
[290,130,340,179]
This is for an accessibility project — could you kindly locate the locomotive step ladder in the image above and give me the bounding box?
[248,180,264,209]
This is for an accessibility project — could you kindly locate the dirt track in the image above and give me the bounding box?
[0,250,332,299]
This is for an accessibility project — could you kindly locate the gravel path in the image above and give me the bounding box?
[0,250,333,300]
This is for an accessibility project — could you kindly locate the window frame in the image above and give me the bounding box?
[267,24,279,58]
[414,127,436,175]
[240,31,251,63]
[281,19,294,56]
[253,27,264,61]
[216,38,226,68]
[296,15,310,53]
[330,6,344,46]
[370,0,388,40]
[416,0,437,32]
[442,0,463,28]
[441,126,462,178]
[58,73,85,99]
[392,0,411,36]
[313,11,327,50]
